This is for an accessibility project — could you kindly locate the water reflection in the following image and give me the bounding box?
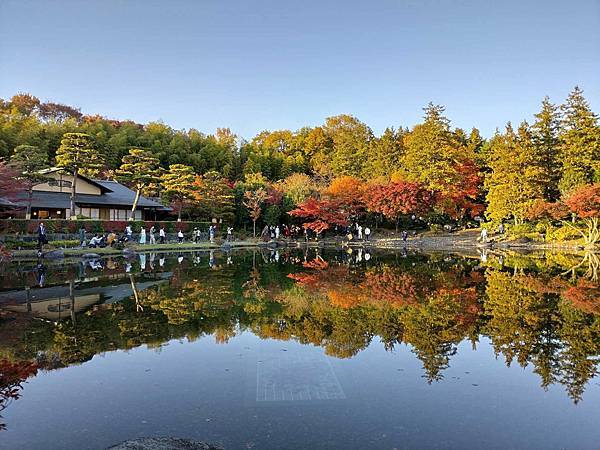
[0,249,599,430]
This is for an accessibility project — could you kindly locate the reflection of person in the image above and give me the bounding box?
[36,263,46,287]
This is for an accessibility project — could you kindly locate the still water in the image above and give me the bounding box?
[0,248,599,449]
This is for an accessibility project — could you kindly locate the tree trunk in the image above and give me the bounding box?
[26,188,33,220]
[130,188,141,221]
[396,217,400,232]
[253,219,257,237]
[70,169,78,217]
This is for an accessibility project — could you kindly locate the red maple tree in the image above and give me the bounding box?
[289,197,348,233]
[366,181,434,230]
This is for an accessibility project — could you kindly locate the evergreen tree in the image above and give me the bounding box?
[485,122,546,224]
[559,87,600,193]
[532,96,562,200]
[401,103,467,191]
[56,132,103,216]
[192,171,235,222]
[161,164,196,221]
[364,127,405,178]
[116,148,162,220]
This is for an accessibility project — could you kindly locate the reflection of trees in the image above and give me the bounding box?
[0,359,38,430]
[2,251,599,404]
[484,268,600,402]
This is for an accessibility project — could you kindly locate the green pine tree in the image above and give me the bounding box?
[558,86,600,194]
[56,132,103,216]
[161,164,196,220]
[485,122,546,224]
[116,148,162,220]
[532,96,562,200]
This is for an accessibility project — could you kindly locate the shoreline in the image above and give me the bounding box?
[2,231,592,262]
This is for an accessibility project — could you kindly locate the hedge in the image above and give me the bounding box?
[0,219,215,235]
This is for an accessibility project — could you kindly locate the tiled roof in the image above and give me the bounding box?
[12,180,169,210]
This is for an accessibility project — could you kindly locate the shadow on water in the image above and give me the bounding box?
[0,247,599,440]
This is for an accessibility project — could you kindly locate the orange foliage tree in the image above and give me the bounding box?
[562,183,600,246]
[435,159,484,220]
[324,176,367,221]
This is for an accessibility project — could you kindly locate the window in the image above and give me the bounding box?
[48,179,72,188]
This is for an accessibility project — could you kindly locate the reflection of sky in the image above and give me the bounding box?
[3,334,600,449]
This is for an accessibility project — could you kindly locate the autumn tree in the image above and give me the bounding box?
[0,161,27,215]
[289,197,348,234]
[324,176,367,222]
[562,183,600,246]
[56,132,103,216]
[366,181,434,230]
[559,87,600,194]
[161,164,196,221]
[243,188,269,237]
[277,173,316,207]
[401,104,481,219]
[116,148,162,220]
[9,144,50,219]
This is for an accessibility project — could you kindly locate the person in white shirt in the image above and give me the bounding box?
[159,227,166,244]
[177,230,184,243]
[364,227,371,241]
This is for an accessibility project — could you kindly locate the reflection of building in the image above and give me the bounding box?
[0,273,172,321]
[9,168,168,220]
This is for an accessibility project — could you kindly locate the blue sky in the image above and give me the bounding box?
[1,0,598,139]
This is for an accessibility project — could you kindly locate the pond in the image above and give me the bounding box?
[0,248,599,449]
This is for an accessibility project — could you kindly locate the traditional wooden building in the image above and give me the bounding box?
[12,168,168,220]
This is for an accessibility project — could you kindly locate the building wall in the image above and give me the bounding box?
[34,172,102,195]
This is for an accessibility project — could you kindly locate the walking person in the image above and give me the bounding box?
[139,227,147,244]
[227,226,233,242]
[275,225,280,239]
[37,222,47,251]
[209,225,215,243]
[149,225,156,244]
[357,225,363,240]
[402,230,408,242]
[480,227,488,243]
[159,226,166,244]
[177,229,184,243]
[364,227,371,241]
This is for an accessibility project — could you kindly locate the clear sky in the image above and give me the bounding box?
[1,0,598,139]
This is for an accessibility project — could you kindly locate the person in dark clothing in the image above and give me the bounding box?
[402,230,408,242]
[37,222,47,250]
